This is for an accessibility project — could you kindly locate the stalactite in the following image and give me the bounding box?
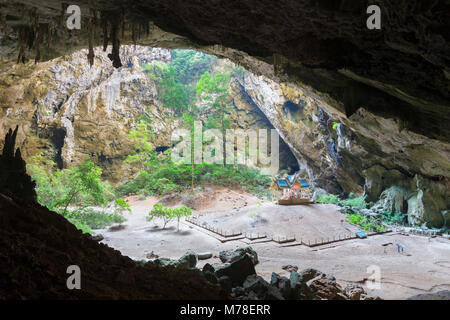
[131,22,137,47]
[60,3,68,27]
[121,9,125,40]
[107,15,122,68]
[87,18,95,67]
[34,26,41,63]
[17,26,27,64]
[101,12,108,52]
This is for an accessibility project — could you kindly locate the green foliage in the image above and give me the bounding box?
[231,65,245,82]
[346,214,387,233]
[316,193,340,204]
[339,196,368,209]
[170,49,217,85]
[142,50,215,115]
[147,203,192,231]
[114,198,131,214]
[381,210,407,225]
[27,155,114,213]
[27,154,124,234]
[316,193,368,209]
[68,218,93,235]
[118,153,271,197]
[63,208,126,230]
[332,121,340,131]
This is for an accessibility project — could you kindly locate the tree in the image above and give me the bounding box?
[145,62,192,115]
[147,203,174,229]
[173,206,192,231]
[125,114,157,171]
[58,159,107,215]
[196,71,232,165]
[182,113,197,192]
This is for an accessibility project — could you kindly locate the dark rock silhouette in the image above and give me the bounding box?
[0,126,37,202]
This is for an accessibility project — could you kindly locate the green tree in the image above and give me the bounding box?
[58,159,107,215]
[125,116,157,171]
[181,113,197,192]
[147,203,174,229]
[173,206,192,231]
[196,71,232,166]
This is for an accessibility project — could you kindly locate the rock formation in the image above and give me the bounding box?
[0,126,36,202]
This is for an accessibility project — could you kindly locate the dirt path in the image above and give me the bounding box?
[96,190,450,300]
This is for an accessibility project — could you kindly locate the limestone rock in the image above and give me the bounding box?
[197,252,213,260]
[344,284,366,300]
[0,126,36,202]
[219,247,259,265]
[215,254,256,287]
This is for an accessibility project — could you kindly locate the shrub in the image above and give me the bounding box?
[339,196,368,209]
[63,208,126,230]
[316,193,340,204]
[346,214,387,233]
[114,198,131,215]
[381,210,407,225]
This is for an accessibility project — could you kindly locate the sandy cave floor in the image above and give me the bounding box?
[95,188,450,300]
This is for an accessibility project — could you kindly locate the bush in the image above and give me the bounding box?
[316,193,340,204]
[339,196,367,209]
[118,159,271,197]
[63,208,126,230]
[114,198,131,215]
[346,214,387,233]
[381,210,407,225]
[27,154,126,234]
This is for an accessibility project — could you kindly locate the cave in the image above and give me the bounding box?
[0,1,449,304]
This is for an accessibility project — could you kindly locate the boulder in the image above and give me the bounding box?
[215,254,256,286]
[153,257,177,268]
[307,276,347,300]
[203,271,218,284]
[153,251,197,269]
[202,263,215,274]
[197,252,213,260]
[281,264,298,272]
[299,268,324,283]
[344,284,366,300]
[218,276,232,294]
[177,250,197,269]
[271,272,292,299]
[91,234,104,242]
[243,275,284,300]
[219,247,259,265]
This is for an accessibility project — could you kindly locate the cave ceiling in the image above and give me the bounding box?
[0,0,449,141]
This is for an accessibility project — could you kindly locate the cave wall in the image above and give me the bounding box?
[0,1,448,227]
[0,46,298,184]
[239,71,449,228]
[0,0,448,142]
[0,46,175,184]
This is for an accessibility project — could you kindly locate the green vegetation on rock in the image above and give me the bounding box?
[346,214,387,233]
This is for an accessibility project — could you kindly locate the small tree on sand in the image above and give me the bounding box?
[173,206,192,231]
